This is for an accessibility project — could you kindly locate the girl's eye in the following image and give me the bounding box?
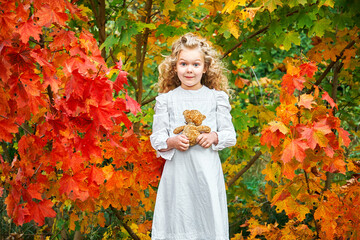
[194,63,200,67]
[180,63,187,66]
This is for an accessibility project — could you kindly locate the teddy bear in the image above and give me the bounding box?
[173,110,211,146]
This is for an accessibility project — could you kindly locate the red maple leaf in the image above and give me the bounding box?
[35,4,68,27]
[281,73,305,95]
[17,18,42,44]
[65,70,86,99]
[87,165,105,185]
[13,204,30,225]
[281,139,308,163]
[322,91,338,109]
[0,119,18,142]
[27,200,56,226]
[125,92,141,115]
[337,127,351,147]
[0,54,11,81]
[59,173,89,201]
[90,101,118,130]
[49,29,76,49]
[300,120,332,149]
[299,62,317,78]
[114,70,128,94]
[260,127,285,148]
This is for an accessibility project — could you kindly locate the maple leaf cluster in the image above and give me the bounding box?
[261,62,350,179]
[0,0,162,230]
[254,60,359,238]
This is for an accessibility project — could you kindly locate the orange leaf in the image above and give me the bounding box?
[269,120,289,134]
[234,77,249,88]
[281,73,305,95]
[69,212,79,231]
[27,200,56,226]
[322,91,337,109]
[260,127,285,148]
[337,127,351,147]
[298,94,317,109]
[281,139,308,163]
[299,62,317,78]
[35,4,68,27]
[17,18,42,43]
[300,120,332,149]
[0,119,18,142]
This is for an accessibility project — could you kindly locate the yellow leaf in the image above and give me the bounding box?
[269,121,289,134]
[258,106,275,123]
[319,0,334,8]
[193,0,205,6]
[164,0,176,16]
[228,20,241,39]
[264,0,283,13]
[222,0,247,14]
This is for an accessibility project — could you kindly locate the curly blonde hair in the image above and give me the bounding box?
[157,33,229,93]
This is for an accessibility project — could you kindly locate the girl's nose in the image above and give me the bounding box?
[186,66,193,72]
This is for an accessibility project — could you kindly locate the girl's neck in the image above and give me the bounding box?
[180,84,203,91]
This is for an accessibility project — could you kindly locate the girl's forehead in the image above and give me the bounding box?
[177,47,204,60]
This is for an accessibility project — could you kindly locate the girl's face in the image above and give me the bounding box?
[176,47,206,90]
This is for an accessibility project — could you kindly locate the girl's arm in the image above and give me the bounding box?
[211,90,236,150]
[150,94,176,160]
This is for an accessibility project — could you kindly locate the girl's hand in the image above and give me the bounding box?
[165,134,190,151]
[196,132,218,148]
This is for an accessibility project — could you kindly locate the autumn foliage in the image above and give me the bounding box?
[0,0,163,235]
[1,0,360,239]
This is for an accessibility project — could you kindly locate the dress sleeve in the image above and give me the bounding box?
[212,91,236,151]
[150,94,175,160]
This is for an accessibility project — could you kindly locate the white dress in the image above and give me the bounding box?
[150,86,236,240]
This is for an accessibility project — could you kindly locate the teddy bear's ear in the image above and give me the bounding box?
[202,115,206,121]
[183,110,189,115]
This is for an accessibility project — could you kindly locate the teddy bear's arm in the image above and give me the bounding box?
[173,125,185,134]
[196,125,211,133]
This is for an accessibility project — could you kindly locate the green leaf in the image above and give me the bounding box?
[120,26,140,46]
[136,22,156,32]
[164,0,176,16]
[309,18,332,37]
[100,34,117,50]
[232,108,250,132]
[283,31,301,51]
[297,10,316,28]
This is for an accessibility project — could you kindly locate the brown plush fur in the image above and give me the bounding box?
[173,110,211,146]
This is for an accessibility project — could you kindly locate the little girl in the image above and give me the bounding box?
[150,33,236,240]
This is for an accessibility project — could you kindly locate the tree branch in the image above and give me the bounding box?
[141,95,156,106]
[227,150,262,187]
[306,39,356,94]
[221,26,269,59]
[110,206,140,240]
[127,75,137,90]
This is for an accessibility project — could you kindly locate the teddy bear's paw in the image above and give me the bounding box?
[197,126,211,133]
[173,125,185,134]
